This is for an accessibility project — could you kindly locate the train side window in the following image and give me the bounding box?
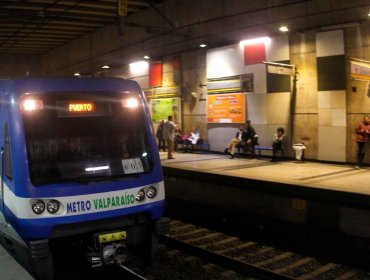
[3,123,13,180]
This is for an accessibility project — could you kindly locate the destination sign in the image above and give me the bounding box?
[56,100,106,117]
[69,102,95,112]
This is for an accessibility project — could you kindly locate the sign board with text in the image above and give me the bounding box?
[207,93,246,123]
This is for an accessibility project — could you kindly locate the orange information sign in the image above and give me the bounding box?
[207,93,246,123]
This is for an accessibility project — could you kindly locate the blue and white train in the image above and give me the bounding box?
[0,77,168,279]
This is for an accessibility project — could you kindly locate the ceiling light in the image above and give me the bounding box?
[200,44,207,48]
[143,55,150,59]
[129,60,149,75]
[279,26,289,32]
[74,72,80,76]
[239,37,271,47]
[102,65,110,69]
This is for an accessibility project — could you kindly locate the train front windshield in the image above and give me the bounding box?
[21,92,152,186]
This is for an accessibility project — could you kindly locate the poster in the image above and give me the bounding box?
[207,93,246,123]
[150,97,180,123]
[350,60,370,81]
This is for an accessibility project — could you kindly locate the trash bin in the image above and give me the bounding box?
[293,143,306,161]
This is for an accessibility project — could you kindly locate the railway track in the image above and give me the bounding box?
[161,219,370,280]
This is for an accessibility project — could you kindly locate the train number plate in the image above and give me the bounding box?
[98,231,127,244]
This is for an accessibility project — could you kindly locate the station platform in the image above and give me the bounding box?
[160,152,369,196]
[160,151,370,240]
[0,244,33,280]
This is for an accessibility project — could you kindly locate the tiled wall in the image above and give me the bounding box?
[207,36,292,153]
[206,31,352,162]
[316,30,346,162]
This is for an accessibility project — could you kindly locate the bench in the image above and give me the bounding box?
[237,145,278,158]
[255,145,285,159]
[192,142,210,153]
[177,139,210,154]
[236,142,255,157]
[254,145,273,157]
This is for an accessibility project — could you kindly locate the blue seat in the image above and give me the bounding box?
[195,143,210,153]
[254,145,273,158]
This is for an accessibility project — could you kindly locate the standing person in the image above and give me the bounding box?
[242,120,258,159]
[225,125,244,159]
[271,127,285,162]
[156,120,166,152]
[163,115,176,159]
[355,115,370,169]
[174,125,182,152]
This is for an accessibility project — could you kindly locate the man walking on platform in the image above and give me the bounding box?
[163,115,176,159]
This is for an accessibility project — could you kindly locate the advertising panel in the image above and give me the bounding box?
[150,97,180,123]
[207,93,246,123]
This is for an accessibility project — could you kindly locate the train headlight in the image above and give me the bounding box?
[32,200,45,215]
[121,98,138,108]
[136,189,145,201]
[46,200,60,214]
[146,186,157,199]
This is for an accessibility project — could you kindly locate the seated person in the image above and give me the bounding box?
[272,127,285,162]
[240,120,258,159]
[184,127,200,152]
[224,125,244,159]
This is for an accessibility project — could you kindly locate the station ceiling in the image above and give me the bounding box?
[0,0,163,54]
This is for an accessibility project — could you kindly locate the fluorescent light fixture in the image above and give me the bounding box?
[143,55,150,59]
[279,26,289,32]
[85,166,110,172]
[239,36,271,47]
[102,65,110,69]
[129,60,149,76]
[74,72,80,76]
[321,22,359,31]
[200,44,207,48]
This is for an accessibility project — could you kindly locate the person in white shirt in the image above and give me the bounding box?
[187,127,200,144]
[185,127,200,152]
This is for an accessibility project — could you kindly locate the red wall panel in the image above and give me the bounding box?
[244,43,266,65]
[149,62,162,87]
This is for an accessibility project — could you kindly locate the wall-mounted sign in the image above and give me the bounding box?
[207,74,253,94]
[207,93,246,123]
[350,60,370,81]
[267,65,295,76]
[150,97,181,123]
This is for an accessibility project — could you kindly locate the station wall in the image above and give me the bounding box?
[206,36,292,154]
[2,0,368,164]
[42,21,370,164]
[0,54,41,78]
[102,26,369,164]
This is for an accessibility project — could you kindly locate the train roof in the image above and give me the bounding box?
[0,77,143,97]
